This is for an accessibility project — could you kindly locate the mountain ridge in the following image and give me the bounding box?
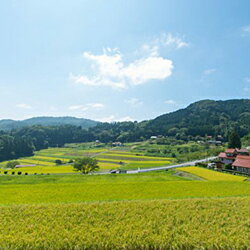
[0,116,99,131]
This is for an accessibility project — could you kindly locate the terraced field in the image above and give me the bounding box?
[178,166,247,181]
[0,145,174,175]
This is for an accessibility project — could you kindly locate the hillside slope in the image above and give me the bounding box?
[146,99,250,137]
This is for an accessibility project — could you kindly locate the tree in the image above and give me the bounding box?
[55,159,63,165]
[73,157,99,174]
[6,161,20,169]
[228,130,241,149]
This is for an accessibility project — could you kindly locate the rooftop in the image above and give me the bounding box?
[232,155,250,169]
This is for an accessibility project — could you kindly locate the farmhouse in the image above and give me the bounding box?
[232,155,250,173]
[112,142,123,147]
[218,148,250,173]
[218,148,237,164]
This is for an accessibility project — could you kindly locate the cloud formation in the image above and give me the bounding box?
[97,115,134,123]
[68,103,104,112]
[125,98,143,106]
[71,45,174,89]
[156,33,189,49]
[242,25,250,36]
[203,68,217,75]
[70,33,189,89]
[164,99,176,105]
[16,103,32,109]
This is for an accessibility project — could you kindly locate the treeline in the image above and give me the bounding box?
[0,125,95,162]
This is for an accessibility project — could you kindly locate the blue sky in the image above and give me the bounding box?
[0,0,250,122]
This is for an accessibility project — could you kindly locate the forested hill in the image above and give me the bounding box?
[145,99,250,138]
[83,99,250,142]
[0,116,98,131]
[0,99,249,162]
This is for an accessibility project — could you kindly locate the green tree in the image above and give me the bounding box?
[228,131,241,149]
[55,159,63,165]
[6,161,20,169]
[73,157,99,174]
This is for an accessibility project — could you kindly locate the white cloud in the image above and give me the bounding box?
[204,68,217,75]
[116,116,134,122]
[71,45,173,89]
[68,105,88,111]
[242,25,250,36]
[70,32,190,89]
[16,103,32,109]
[159,33,189,49]
[97,115,134,123]
[243,77,250,83]
[68,103,104,112]
[243,86,250,92]
[125,98,143,106]
[88,103,104,109]
[164,99,176,105]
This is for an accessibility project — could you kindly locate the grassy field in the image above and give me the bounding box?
[0,144,174,174]
[0,197,249,249]
[178,166,247,181]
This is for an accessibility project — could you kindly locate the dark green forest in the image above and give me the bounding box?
[0,99,249,162]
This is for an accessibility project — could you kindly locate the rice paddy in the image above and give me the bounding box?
[178,166,247,181]
[0,197,249,249]
[0,144,174,174]
[0,145,249,249]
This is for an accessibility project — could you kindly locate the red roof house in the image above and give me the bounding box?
[232,155,250,173]
[236,148,250,156]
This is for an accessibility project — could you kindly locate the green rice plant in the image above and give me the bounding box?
[0,179,249,205]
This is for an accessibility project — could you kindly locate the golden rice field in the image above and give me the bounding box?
[0,146,173,174]
[0,197,249,249]
[178,166,247,181]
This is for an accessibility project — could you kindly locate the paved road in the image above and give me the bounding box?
[126,156,217,174]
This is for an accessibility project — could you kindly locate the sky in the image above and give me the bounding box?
[0,0,250,122]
